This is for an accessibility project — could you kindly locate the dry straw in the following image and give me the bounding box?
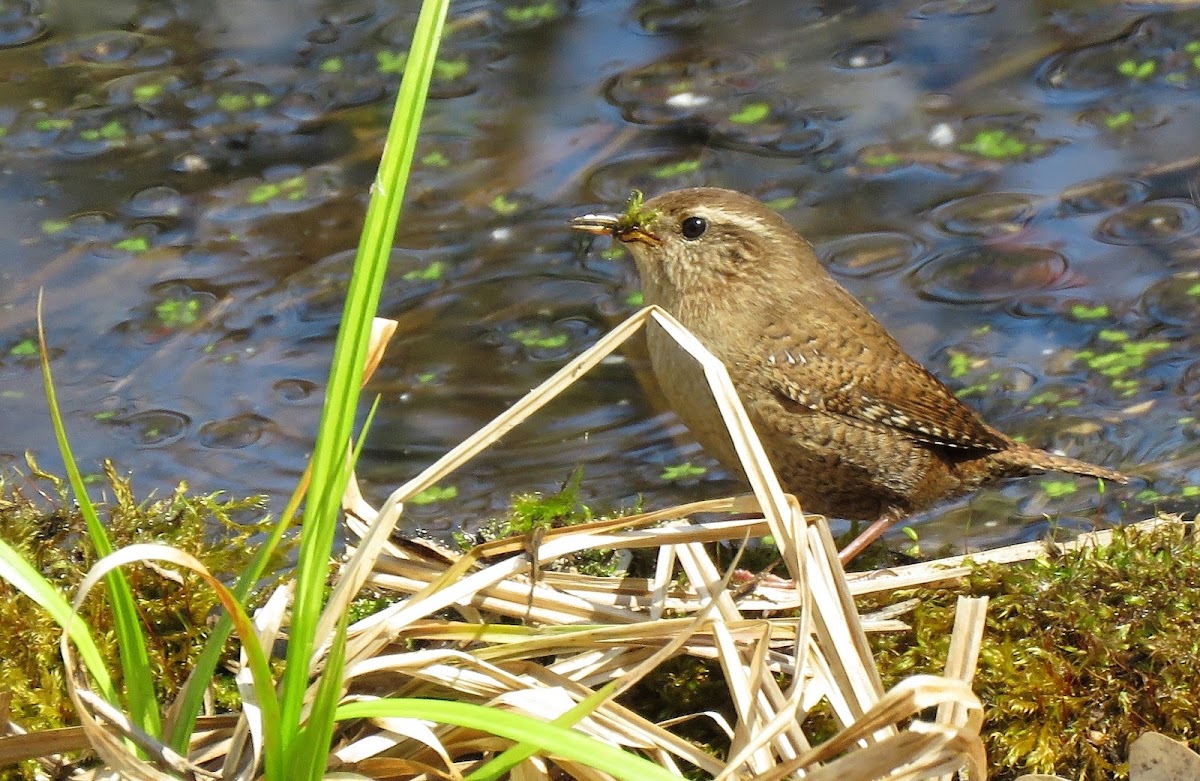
[60,307,989,780]
[333,306,988,780]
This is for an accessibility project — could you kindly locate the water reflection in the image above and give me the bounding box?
[0,0,1196,553]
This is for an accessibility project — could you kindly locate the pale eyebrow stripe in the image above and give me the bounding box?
[690,204,770,234]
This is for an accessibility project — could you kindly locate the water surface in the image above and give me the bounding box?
[1,0,1197,552]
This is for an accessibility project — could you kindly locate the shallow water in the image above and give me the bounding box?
[1,0,1198,552]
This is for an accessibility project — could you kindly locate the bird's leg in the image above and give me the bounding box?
[838,507,905,566]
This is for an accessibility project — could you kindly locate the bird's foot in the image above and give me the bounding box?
[838,509,904,566]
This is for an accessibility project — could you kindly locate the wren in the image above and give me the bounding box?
[572,187,1128,563]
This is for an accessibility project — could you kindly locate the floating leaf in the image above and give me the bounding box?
[410,485,458,505]
[660,462,706,481]
[728,102,770,125]
[1070,303,1110,320]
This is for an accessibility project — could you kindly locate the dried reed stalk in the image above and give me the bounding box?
[327,306,988,780]
[56,309,988,780]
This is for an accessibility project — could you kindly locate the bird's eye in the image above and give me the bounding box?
[680,216,707,240]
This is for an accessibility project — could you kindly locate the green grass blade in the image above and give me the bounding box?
[88,544,284,779]
[165,474,304,751]
[468,682,619,781]
[335,699,683,781]
[0,538,115,700]
[205,581,284,780]
[36,293,162,738]
[169,397,379,759]
[278,0,450,756]
[290,611,350,781]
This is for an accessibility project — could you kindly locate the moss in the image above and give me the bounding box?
[375,50,406,74]
[947,350,977,379]
[958,129,1045,160]
[0,460,285,779]
[865,522,1200,780]
[1117,59,1156,80]
[1104,111,1134,131]
[510,327,568,350]
[650,160,701,179]
[401,261,445,282]
[113,236,149,253]
[490,194,519,215]
[1039,479,1079,498]
[1075,338,1170,392]
[79,120,127,141]
[625,655,731,770]
[9,339,37,357]
[728,102,770,125]
[410,484,458,505]
[246,175,307,205]
[463,468,632,577]
[132,82,166,101]
[433,57,468,80]
[1071,304,1111,321]
[155,297,202,328]
[660,462,707,481]
[35,118,72,132]
[617,189,659,233]
[503,2,558,23]
[764,195,798,211]
[862,150,902,167]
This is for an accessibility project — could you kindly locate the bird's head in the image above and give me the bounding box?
[572,187,817,303]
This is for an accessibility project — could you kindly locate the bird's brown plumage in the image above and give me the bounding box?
[573,187,1127,559]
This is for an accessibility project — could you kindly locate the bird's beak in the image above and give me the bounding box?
[571,213,662,247]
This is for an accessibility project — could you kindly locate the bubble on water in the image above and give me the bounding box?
[1095,199,1200,246]
[117,409,190,446]
[1059,177,1147,215]
[832,42,892,70]
[818,232,924,278]
[173,153,210,173]
[205,166,345,222]
[928,192,1037,237]
[665,92,710,109]
[1141,274,1200,327]
[605,54,758,126]
[1036,18,1194,97]
[0,0,47,48]
[44,31,173,68]
[199,413,274,449]
[126,186,187,219]
[911,245,1068,304]
[319,0,376,26]
[1180,359,1200,399]
[910,0,995,18]
[102,71,189,106]
[928,123,956,147]
[635,0,748,34]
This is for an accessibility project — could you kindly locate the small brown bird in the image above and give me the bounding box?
[572,187,1127,563]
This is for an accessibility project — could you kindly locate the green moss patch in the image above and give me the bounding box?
[865,521,1200,780]
[618,189,660,233]
[459,467,632,577]
[0,461,285,778]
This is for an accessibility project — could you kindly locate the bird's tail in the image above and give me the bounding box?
[996,445,1129,484]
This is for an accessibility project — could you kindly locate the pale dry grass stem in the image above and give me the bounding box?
[323,306,988,780]
[54,307,991,779]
